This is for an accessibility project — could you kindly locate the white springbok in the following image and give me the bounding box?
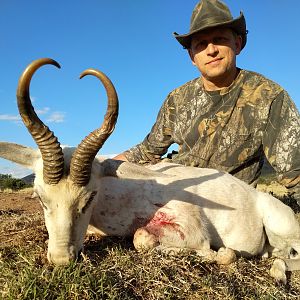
[1,58,300,284]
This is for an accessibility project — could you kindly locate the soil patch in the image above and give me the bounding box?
[0,189,42,215]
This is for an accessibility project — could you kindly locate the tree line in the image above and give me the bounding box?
[0,174,32,191]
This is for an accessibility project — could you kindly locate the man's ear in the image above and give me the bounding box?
[235,35,243,55]
[188,49,197,66]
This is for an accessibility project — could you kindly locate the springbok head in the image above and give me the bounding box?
[0,58,118,264]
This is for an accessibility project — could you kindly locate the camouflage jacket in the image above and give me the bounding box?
[125,69,300,190]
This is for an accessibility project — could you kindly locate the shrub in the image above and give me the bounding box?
[0,174,31,191]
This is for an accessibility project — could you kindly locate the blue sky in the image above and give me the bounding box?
[1,0,300,177]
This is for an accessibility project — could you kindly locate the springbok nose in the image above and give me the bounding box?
[47,246,78,265]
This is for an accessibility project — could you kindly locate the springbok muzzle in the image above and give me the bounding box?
[47,245,81,265]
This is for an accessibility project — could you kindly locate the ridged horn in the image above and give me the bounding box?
[70,69,119,186]
[16,58,64,185]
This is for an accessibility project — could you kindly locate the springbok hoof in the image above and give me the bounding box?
[270,258,287,285]
[216,247,237,265]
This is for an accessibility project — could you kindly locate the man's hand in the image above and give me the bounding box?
[289,185,300,206]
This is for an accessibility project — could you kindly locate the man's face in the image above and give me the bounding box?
[188,27,242,88]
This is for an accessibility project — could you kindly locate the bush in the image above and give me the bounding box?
[0,174,30,191]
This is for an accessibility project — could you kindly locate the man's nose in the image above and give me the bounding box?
[206,43,218,55]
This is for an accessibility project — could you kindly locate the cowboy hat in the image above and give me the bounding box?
[174,0,247,49]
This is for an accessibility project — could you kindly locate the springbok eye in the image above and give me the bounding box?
[81,191,97,214]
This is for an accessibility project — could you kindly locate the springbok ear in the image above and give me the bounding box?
[0,142,40,169]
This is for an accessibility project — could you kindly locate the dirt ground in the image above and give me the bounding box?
[0,189,42,215]
[0,189,47,250]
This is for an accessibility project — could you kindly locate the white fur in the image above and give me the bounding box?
[1,143,299,283]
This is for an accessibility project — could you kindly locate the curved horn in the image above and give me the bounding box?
[17,58,64,185]
[70,69,119,186]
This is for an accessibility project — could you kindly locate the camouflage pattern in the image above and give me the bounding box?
[125,70,300,190]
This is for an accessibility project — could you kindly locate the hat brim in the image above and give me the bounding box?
[174,12,247,49]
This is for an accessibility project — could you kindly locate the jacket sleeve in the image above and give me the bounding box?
[263,90,300,189]
[124,93,175,164]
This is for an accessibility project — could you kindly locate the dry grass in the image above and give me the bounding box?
[1,189,300,299]
[0,187,33,194]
